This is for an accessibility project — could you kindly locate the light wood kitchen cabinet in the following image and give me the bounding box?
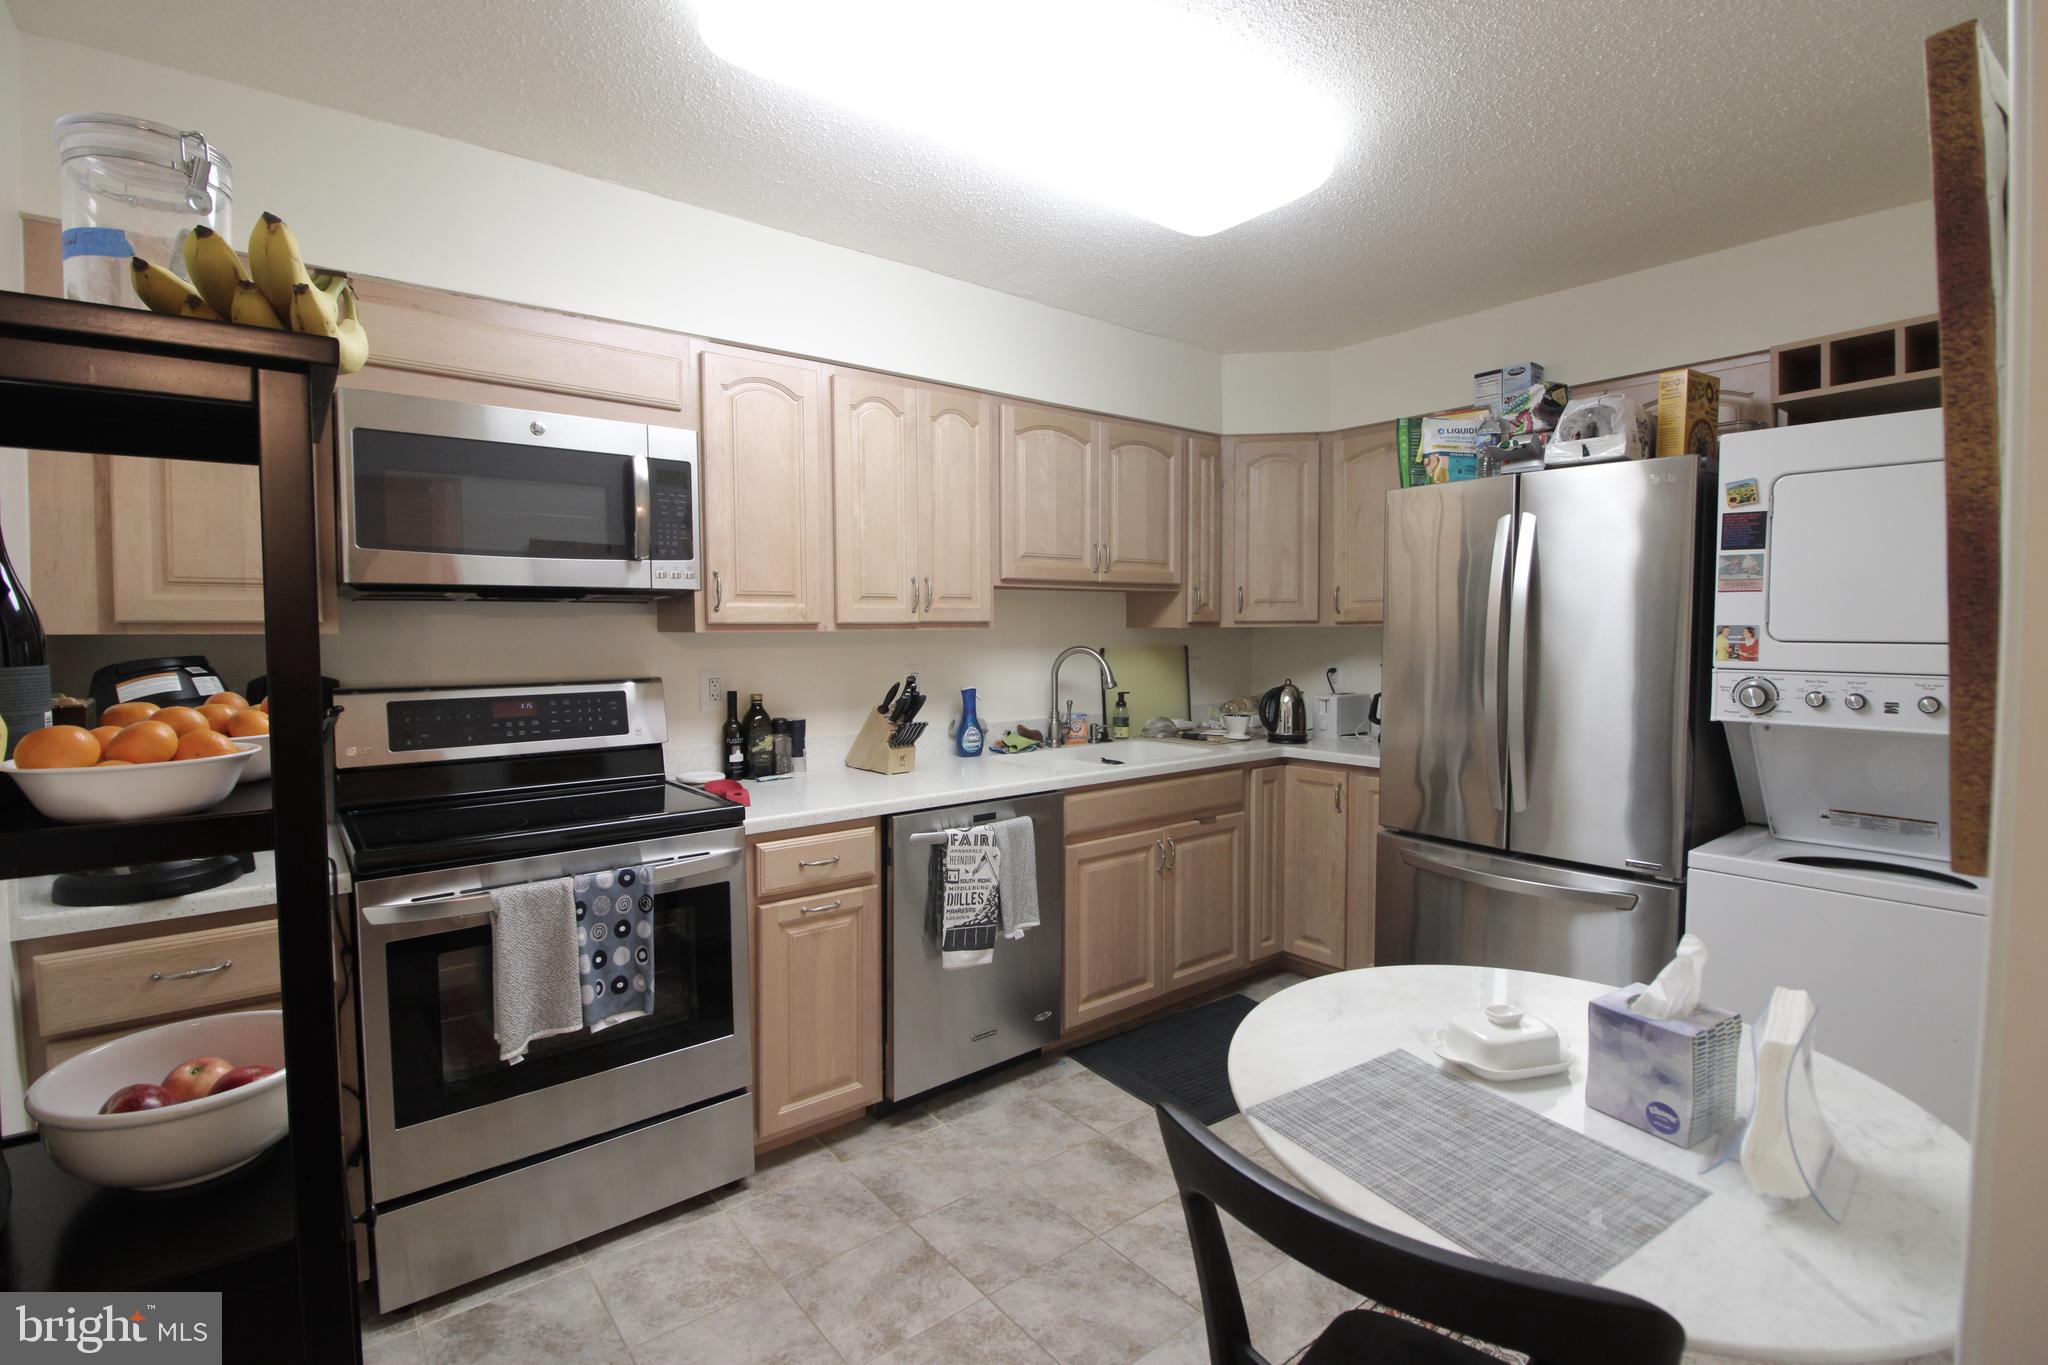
[691,344,833,627]
[754,882,882,1140]
[1000,404,1185,589]
[1323,422,1401,624]
[1126,433,1222,627]
[1248,766,1286,961]
[1099,423,1184,586]
[1065,827,1169,1027]
[832,372,994,626]
[1281,765,1350,966]
[1228,436,1320,623]
[1345,772,1381,969]
[1160,812,1248,989]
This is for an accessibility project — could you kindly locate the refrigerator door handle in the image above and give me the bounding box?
[1506,512,1537,813]
[1481,514,1513,812]
[1396,846,1638,911]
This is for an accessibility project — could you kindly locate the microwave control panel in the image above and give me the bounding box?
[386,689,630,752]
[649,457,697,588]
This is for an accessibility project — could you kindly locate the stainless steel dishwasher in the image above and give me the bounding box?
[886,791,1064,1102]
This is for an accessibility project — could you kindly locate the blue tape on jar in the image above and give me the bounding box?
[60,225,135,259]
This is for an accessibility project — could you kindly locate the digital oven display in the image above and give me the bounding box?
[387,691,629,751]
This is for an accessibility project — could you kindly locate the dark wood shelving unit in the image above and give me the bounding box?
[0,292,356,1364]
[1771,314,1943,423]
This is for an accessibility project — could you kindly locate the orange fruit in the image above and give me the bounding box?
[14,726,102,769]
[154,707,207,737]
[256,698,268,713]
[100,701,161,728]
[210,692,250,710]
[90,725,124,750]
[94,759,133,767]
[174,729,238,761]
[105,720,179,764]
[199,704,241,733]
[227,709,270,737]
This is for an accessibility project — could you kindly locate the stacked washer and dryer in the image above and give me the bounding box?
[1688,408,1989,1134]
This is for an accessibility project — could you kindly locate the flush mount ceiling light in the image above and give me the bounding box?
[694,0,1345,237]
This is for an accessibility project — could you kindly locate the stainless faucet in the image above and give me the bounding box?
[1049,645,1118,746]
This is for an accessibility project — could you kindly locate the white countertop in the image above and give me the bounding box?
[736,734,1378,833]
[1229,966,1970,1364]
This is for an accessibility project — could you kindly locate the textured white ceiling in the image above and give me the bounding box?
[13,0,2003,352]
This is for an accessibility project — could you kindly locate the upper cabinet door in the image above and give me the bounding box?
[1099,423,1184,587]
[107,457,266,625]
[699,345,830,625]
[1230,437,1320,623]
[918,385,996,624]
[1187,436,1223,623]
[1325,423,1401,623]
[1000,403,1099,584]
[832,372,920,625]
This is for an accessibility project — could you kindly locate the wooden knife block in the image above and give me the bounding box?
[845,708,917,775]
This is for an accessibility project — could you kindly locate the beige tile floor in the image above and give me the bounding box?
[356,969,1951,1365]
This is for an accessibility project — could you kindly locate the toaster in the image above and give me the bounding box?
[1308,692,1375,739]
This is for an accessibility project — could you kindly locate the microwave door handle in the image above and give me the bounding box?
[631,453,653,561]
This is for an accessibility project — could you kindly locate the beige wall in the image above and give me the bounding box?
[1961,2,2048,1357]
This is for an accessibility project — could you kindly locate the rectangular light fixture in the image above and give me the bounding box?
[694,0,1345,237]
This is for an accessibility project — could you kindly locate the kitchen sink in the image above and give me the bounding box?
[999,737,1213,769]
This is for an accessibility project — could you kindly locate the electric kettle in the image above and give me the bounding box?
[1259,679,1309,744]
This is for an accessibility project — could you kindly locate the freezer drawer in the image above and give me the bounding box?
[1375,831,1681,986]
[887,792,1064,1101]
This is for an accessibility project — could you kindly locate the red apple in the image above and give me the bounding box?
[99,1083,174,1115]
[208,1064,277,1095]
[162,1056,234,1102]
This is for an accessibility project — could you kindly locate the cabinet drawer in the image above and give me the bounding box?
[32,920,280,1037]
[1064,769,1245,840]
[39,997,285,1078]
[753,825,880,899]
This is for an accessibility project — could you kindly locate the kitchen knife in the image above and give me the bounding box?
[889,677,919,724]
[878,682,901,716]
[896,691,927,728]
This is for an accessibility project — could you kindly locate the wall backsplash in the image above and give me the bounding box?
[45,592,1370,770]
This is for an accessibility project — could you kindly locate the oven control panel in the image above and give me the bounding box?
[333,680,664,768]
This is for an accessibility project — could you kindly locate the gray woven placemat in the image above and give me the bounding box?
[1247,1050,1707,1282]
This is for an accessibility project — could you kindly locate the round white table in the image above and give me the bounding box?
[1226,966,1971,1364]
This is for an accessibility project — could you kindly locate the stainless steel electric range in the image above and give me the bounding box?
[334,679,753,1311]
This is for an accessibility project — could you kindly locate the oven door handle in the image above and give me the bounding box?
[647,847,742,886]
[631,453,653,562]
[361,848,742,927]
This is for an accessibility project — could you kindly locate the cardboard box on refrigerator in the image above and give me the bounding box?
[1656,368,1721,457]
[1397,408,1489,487]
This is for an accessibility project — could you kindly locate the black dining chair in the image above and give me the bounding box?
[1155,1104,1686,1365]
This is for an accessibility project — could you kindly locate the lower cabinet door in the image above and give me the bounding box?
[1248,768,1286,961]
[1064,828,1167,1030]
[1345,775,1380,968]
[1281,766,1348,967]
[755,883,881,1139]
[1161,813,1247,989]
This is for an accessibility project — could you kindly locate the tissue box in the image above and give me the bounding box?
[1585,986,1740,1148]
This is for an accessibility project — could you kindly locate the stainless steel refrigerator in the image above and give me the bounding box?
[1376,456,1739,985]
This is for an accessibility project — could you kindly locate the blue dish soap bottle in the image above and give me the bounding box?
[956,687,984,757]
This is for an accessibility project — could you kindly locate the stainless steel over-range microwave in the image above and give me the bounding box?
[337,390,698,599]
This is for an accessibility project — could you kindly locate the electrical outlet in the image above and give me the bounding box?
[699,670,726,713]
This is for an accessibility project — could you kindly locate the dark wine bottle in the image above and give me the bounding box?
[743,693,775,779]
[0,518,50,759]
[721,690,747,781]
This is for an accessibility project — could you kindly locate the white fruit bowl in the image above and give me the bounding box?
[1,743,256,822]
[25,1010,288,1190]
[232,732,271,784]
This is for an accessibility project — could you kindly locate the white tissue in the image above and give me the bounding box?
[1635,933,1707,1020]
[1741,986,1837,1200]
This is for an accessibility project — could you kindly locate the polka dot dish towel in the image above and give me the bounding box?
[574,864,656,1032]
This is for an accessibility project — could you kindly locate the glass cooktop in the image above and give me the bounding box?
[342,778,742,876]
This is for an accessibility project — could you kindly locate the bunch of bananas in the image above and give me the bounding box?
[127,212,368,374]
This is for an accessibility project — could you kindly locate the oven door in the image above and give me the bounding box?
[339,389,659,596]
[357,831,749,1202]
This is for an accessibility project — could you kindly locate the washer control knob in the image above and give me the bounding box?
[1918,695,1943,715]
[1734,677,1778,714]
[1844,693,1869,712]
[1804,690,1827,709]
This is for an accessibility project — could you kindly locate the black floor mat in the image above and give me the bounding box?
[1073,993,1258,1123]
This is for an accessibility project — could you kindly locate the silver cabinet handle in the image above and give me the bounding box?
[924,576,933,610]
[712,569,723,612]
[1192,584,1202,609]
[1333,586,1342,615]
[1155,839,1166,873]
[797,856,840,868]
[1166,837,1178,870]
[151,959,232,982]
[1237,586,1245,614]
[1335,783,1344,814]
[799,899,843,916]
[910,575,920,613]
